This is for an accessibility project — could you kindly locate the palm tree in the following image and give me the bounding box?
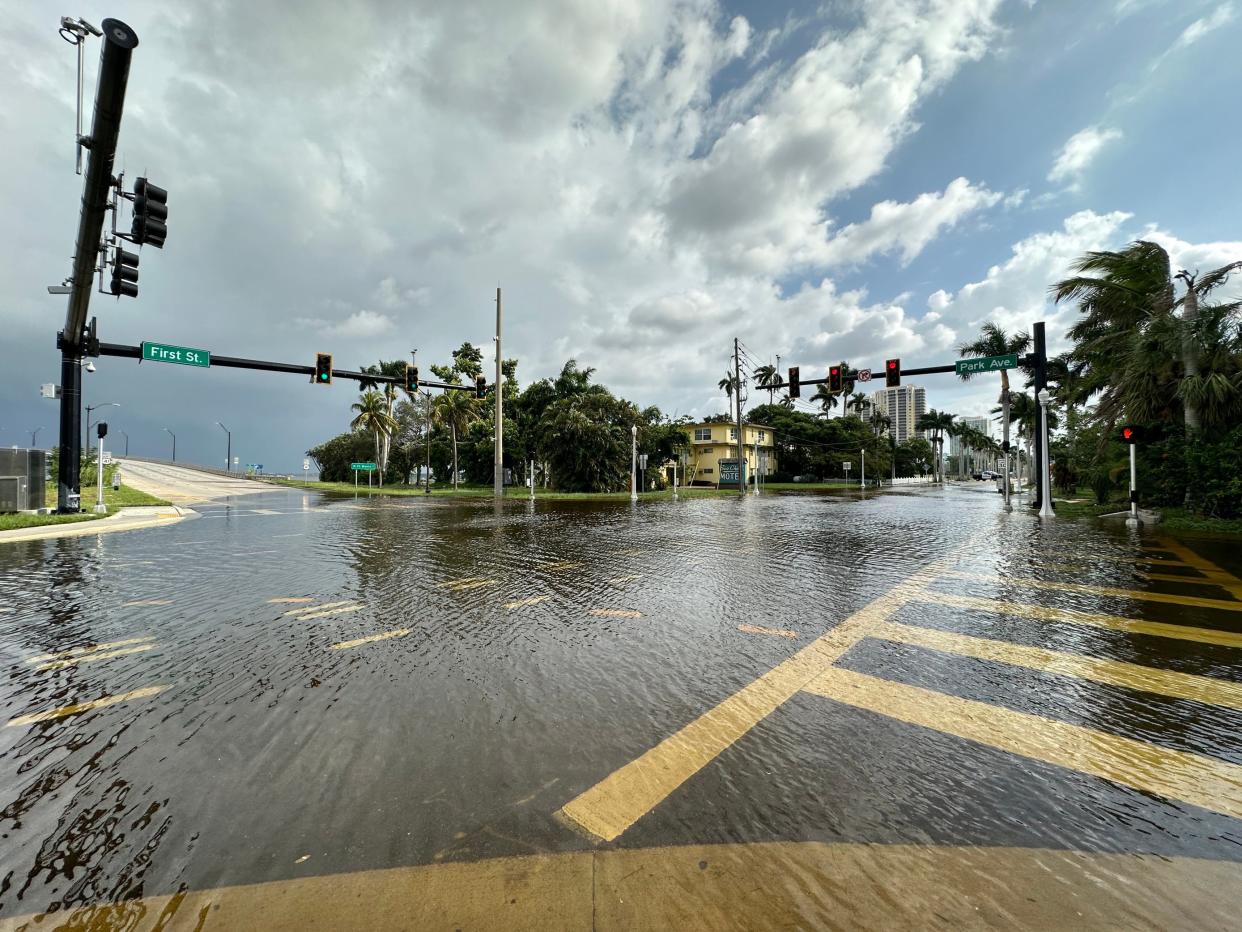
[915,410,956,483]
[810,383,839,417]
[350,390,398,486]
[870,411,891,437]
[431,390,479,490]
[359,359,408,476]
[958,323,1031,484]
[848,391,869,418]
[993,392,1058,494]
[754,364,779,404]
[1173,264,1242,430]
[718,373,740,420]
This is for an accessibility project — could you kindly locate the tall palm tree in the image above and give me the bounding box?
[870,411,892,437]
[431,390,479,490]
[810,383,839,418]
[958,323,1031,482]
[916,410,956,483]
[754,364,779,404]
[718,373,739,420]
[1173,264,1242,430]
[359,359,408,475]
[350,390,398,486]
[848,391,869,418]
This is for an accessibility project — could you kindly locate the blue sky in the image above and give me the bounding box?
[2,0,1240,470]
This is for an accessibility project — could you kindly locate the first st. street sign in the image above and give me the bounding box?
[142,341,210,367]
[955,352,1018,375]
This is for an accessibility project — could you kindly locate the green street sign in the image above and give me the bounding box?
[955,352,1018,375]
[142,341,211,367]
[351,462,377,471]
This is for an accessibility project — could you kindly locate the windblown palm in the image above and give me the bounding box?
[350,390,398,485]
[915,410,956,483]
[718,373,739,420]
[810,383,838,417]
[848,391,869,417]
[754,364,779,404]
[432,390,480,490]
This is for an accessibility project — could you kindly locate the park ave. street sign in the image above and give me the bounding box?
[142,341,210,367]
[351,462,377,471]
[955,352,1018,375]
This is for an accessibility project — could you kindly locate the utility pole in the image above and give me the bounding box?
[734,337,744,498]
[630,425,638,501]
[494,287,503,500]
[1001,388,1012,511]
[1030,321,1052,513]
[56,19,139,512]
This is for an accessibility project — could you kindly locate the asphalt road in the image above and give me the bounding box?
[0,484,1240,929]
[115,459,276,504]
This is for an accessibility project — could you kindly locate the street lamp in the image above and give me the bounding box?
[85,402,119,449]
[30,427,43,447]
[216,421,231,471]
[163,427,176,463]
[1036,389,1054,519]
[121,430,129,456]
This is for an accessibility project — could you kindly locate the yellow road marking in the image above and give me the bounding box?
[284,601,352,616]
[1157,538,1242,601]
[268,597,315,604]
[589,609,644,619]
[942,571,1242,612]
[739,624,798,639]
[872,621,1242,711]
[5,686,167,728]
[608,575,643,584]
[445,580,498,593]
[542,561,583,571]
[332,628,412,650]
[35,644,156,671]
[297,605,363,620]
[801,666,1242,821]
[505,596,551,609]
[26,637,151,663]
[122,599,173,607]
[1143,572,1230,587]
[558,554,962,842]
[913,591,1242,648]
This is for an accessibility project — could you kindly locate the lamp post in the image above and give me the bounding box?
[121,430,129,456]
[163,427,176,463]
[216,421,231,471]
[30,427,43,447]
[85,402,119,449]
[631,425,638,502]
[1037,389,1054,519]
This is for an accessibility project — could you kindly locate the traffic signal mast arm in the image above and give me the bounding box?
[766,357,1038,391]
[95,342,482,392]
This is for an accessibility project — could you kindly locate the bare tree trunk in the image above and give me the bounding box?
[1181,286,1202,432]
[451,425,458,490]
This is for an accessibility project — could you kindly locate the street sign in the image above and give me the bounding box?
[303,459,310,472]
[718,460,747,486]
[955,352,1018,375]
[351,462,377,471]
[40,383,61,399]
[142,341,211,367]
[857,368,872,382]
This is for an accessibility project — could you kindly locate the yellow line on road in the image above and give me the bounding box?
[268,597,315,604]
[297,605,363,620]
[332,628,412,650]
[739,624,798,639]
[446,580,498,592]
[913,591,1242,648]
[608,575,643,584]
[1143,572,1231,587]
[872,621,1242,711]
[27,636,152,663]
[1157,538,1242,601]
[589,609,644,619]
[437,577,485,588]
[558,554,964,842]
[942,571,1242,612]
[35,644,156,671]
[505,596,550,609]
[801,666,1242,821]
[5,686,167,728]
[284,601,352,616]
[123,599,173,607]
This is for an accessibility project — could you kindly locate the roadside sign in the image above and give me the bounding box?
[351,462,377,471]
[718,460,747,486]
[857,368,872,382]
[955,352,1018,375]
[303,459,310,472]
[233,456,239,465]
[142,341,211,367]
[638,454,648,469]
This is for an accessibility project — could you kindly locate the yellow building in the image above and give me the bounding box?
[678,422,777,487]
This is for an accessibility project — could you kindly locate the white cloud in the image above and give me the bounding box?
[294,310,397,339]
[1047,126,1123,187]
[1173,2,1235,50]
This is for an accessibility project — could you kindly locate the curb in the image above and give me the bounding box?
[0,506,195,545]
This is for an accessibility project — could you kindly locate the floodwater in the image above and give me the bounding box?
[1,485,1240,929]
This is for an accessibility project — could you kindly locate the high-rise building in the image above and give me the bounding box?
[949,416,992,455]
[872,384,927,443]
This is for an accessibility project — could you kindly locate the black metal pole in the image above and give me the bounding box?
[1030,321,1049,511]
[56,19,138,512]
[226,432,231,471]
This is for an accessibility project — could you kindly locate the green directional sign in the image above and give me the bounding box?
[955,352,1018,375]
[142,341,210,367]
[351,462,377,471]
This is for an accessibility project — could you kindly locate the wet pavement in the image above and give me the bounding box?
[1,485,1241,929]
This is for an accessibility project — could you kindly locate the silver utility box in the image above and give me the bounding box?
[0,448,48,512]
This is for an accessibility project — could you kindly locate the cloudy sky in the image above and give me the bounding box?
[3,0,1241,471]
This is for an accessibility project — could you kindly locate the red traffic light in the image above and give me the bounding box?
[829,366,843,392]
[885,358,900,387]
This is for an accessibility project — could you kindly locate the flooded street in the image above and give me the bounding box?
[2,484,1241,929]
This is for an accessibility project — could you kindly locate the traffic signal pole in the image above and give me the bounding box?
[494,287,503,500]
[734,338,744,499]
[56,19,139,512]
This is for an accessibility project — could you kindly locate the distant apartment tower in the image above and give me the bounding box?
[872,384,927,443]
[949,415,992,455]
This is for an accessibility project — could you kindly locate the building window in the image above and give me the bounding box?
[702,467,713,474]
[693,428,712,441]
[757,430,766,441]
[729,428,738,440]
[702,447,712,453]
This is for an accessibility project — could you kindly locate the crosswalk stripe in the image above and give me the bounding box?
[5,686,168,728]
[589,609,644,618]
[446,580,498,592]
[36,644,156,671]
[27,636,152,663]
[942,571,1242,612]
[912,591,1242,648]
[297,605,363,620]
[801,666,1242,821]
[284,601,352,616]
[332,629,412,650]
[872,620,1242,711]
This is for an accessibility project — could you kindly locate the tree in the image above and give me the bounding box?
[916,410,956,483]
[350,390,398,486]
[358,359,408,475]
[848,391,869,417]
[431,390,479,490]
[718,373,739,420]
[754,364,779,404]
[810,383,838,417]
[958,322,1030,482]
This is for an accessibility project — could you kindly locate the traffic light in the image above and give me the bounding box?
[885,358,901,387]
[110,246,139,298]
[475,374,487,398]
[787,366,801,399]
[1121,425,1140,444]
[829,365,843,393]
[314,352,332,385]
[131,178,168,248]
[97,422,108,439]
[405,364,419,392]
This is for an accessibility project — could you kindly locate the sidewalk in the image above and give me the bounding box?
[0,505,195,545]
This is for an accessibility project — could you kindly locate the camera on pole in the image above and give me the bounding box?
[131,178,168,248]
[110,246,139,298]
